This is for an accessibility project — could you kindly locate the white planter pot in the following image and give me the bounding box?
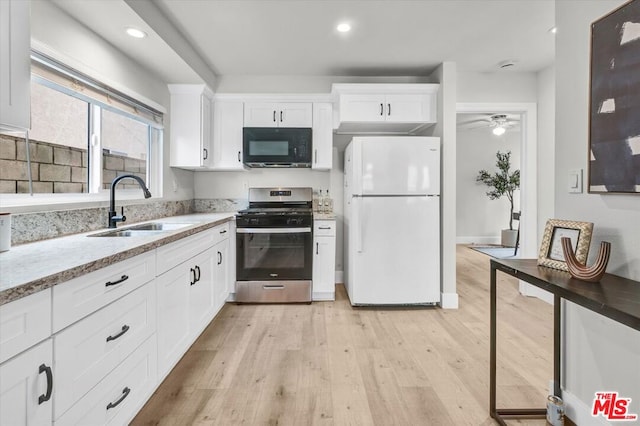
[501,229,518,248]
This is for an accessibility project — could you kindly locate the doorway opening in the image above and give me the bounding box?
[456,103,537,259]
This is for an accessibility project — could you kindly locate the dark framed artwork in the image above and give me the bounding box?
[589,0,640,193]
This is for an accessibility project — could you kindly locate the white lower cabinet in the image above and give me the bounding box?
[156,259,190,376]
[213,238,229,312]
[188,247,216,338]
[53,282,157,419]
[157,223,232,378]
[0,219,235,425]
[54,335,157,426]
[0,339,53,426]
[312,220,336,300]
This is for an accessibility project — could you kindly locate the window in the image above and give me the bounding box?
[0,52,163,200]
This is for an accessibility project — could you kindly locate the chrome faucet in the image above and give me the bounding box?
[108,174,152,228]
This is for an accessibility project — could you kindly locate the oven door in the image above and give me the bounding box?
[236,227,312,281]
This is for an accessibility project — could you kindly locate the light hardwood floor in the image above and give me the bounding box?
[132,245,553,425]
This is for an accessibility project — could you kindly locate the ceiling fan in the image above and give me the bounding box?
[458,113,520,135]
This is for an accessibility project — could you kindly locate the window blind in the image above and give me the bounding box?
[31,51,164,128]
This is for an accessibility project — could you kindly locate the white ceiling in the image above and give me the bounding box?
[50,0,555,84]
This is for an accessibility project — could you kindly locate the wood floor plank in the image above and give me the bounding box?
[132,245,553,425]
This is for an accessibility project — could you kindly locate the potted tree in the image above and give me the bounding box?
[476,151,520,247]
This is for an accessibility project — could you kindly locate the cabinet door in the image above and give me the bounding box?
[312,102,333,170]
[244,102,278,127]
[339,94,386,123]
[156,265,190,376]
[0,0,30,131]
[385,94,430,123]
[279,103,312,127]
[168,84,212,169]
[312,236,336,300]
[189,248,215,336]
[0,339,53,426]
[213,238,229,313]
[212,101,245,170]
[200,92,213,167]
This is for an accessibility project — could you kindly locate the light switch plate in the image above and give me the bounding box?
[568,169,583,193]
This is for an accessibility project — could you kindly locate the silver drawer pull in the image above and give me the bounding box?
[263,285,285,290]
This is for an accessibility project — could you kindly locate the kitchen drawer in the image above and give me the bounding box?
[211,221,230,246]
[0,289,51,364]
[52,251,155,333]
[236,280,312,303]
[156,228,215,275]
[53,281,156,419]
[54,334,157,426]
[314,220,336,237]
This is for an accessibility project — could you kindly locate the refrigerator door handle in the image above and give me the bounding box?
[355,197,363,253]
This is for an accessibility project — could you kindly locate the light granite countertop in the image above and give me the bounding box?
[313,212,336,220]
[0,213,236,306]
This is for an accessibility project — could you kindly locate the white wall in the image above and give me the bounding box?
[536,65,555,240]
[457,71,538,103]
[456,126,521,243]
[194,169,330,200]
[555,1,640,424]
[30,1,194,205]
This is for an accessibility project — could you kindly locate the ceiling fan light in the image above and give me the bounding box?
[492,126,506,136]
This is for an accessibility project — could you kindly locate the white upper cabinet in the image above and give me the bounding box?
[168,84,213,169]
[211,100,245,170]
[332,84,439,134]
[0,0,31,131]
[244,102,312,127]
[312,102,333,170]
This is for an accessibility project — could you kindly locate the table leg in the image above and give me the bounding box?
[554,294,562,397]
[490,264,498,420]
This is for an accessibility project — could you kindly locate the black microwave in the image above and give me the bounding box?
[242,127,312,168]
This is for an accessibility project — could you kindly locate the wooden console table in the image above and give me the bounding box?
[490,258,640,425]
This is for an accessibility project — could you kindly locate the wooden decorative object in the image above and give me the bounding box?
[561,237,611,282]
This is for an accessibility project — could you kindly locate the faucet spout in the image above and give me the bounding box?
[108,174,152,228]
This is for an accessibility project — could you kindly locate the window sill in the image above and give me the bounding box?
[0,191,158,214]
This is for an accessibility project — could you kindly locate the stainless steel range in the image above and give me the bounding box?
[235,187,313,303]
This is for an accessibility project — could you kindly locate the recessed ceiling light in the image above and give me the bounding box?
[549,26,557,34]
[337,23,351,33]
[126,27,147,39]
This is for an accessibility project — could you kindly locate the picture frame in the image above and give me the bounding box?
[538,219,594,271]
[588,0,640,193]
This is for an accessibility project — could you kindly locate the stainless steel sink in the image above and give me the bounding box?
[88,222,192,237]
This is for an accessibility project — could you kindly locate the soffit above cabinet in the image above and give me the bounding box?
[331,83,439,135]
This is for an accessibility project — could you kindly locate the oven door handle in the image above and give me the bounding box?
[236,227,312,234]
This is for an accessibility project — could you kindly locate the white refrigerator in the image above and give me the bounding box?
[343,136,440,305]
